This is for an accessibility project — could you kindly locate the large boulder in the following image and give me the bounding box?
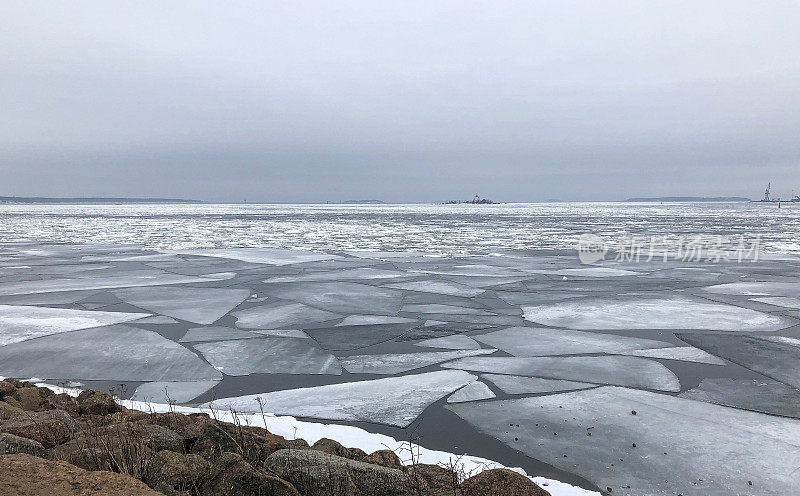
[265,448,420,496]
[1,419,70,448]
[362,449,404,470]
[200,451,300,496]
[10,386,53,412]
[8,408,79,431]
[0,433,46,457]
[45,393,80,416]
[405,463,458,494]
[460,469,551,496]
[0,453,162,496]
[76,390,120,416]
[0,381,16,399]
[311,437,367,461]
[151,449,212,490]
[0,401,24,420]
[191,421,287,463]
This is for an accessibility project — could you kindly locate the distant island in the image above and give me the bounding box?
[341,199,386,204]
[0,196,203,204]
[445,194,497,204]
[625,196,751,202]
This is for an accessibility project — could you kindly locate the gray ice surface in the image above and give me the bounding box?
[481,374,595,395]
[340,349,496,375]
[113,287,251,324]
[616,346,727,365]
[233,302,341,329]
[447,381,496,403]
[384,279,485,297]
[261,282,404,315]
[415,334,482,350]
[680,378,800,419]
[179,326,262,342]
[194,337,341,376]
[131,380,220,404]
[447,386,800,496]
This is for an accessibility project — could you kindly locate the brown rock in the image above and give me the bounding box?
[405,463,457,494]
[151,450,211,490]
[11,386,52,412]
[363,449,404,470]
[9,408,79,431]
[0,381,16,398]
[76,389,120,415]
[0,432,46,457]
[1,419,70,448]
[0,453,162,496]
[191,421,287,463]
[2,378,25,388]
[46,393,80,415]
[200,451,300,496]
[460,468,551,496]
[0,400,25,420]
[311,437,366,461]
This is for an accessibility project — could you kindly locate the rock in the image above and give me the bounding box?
[0,433,46,457]
[11,387,52,412]
[45,393,80,415]
[2,378,25,388]
[76,390,120,415]
[200,451,300,496]
[311,437,366,461]
[8,408,79,431]
[191,421,287,463]
[0,381,16,398]
[0,401,24,420]
[0,453,162,495]
[151,450,211,490]
[460,468,551,496]
[98,423,185,453]
[363,449,404,470]
[266,448,418,496]
[287,438,310,449]
[405,463,457,494]
[1,419,70,448]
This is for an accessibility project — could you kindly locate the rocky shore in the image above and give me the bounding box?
[0,379,550,496]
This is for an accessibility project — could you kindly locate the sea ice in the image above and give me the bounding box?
[550,267,640,277]
[401,304,489,315]
[442,356,680,392]
[251,329,310,338]
[481,374,595,395]
[446,386,800,496]
[233,302,341,329]
[340,349,496,375]
[179,326,262,342]
[679,378,800,419]
[266,267,406,283]
[677,333,800,388]
[416,335,482,350]
[0,270,232,295]
[131,380,220,404]
[384,280,485,297]
[523,297,788,332]
[260,282,404,315]
[0,325,221,381]
[447,381,496,403]
[335,315,418,326]
[194,337,341,376]
[703,281,800,297]
[472,327,671,356]
[749,296,800,309]
[172,248,341,265]
[135,315,180,324]
[0,304,149,346]
[113,287,251,324]
[305,323,419,350]
[616,346,727,365]
[205,370,477,427]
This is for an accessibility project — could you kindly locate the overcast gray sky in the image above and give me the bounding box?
[2,1,799,202]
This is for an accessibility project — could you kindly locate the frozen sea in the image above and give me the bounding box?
[1,201,799,495]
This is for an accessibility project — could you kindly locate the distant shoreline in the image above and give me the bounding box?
[625,196,751,202]
[0,196,203,204]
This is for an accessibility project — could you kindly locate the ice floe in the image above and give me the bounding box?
[481,374,595,395]
[442,356,681,392]
[171,248,341,265]
[0,270,233,295]
[415,334,482,350]
[447,386,800,496]
[305,322,419,350]
[233,302,341,329]
[113,287,251,324]
[0,304,149,346]
[679,378,800,419]
[261,282,404,315]
[335,315,418,326]
[205,370,477,427]
[473,327,671,356]
[749,296,800,309]
[703,281,800,297]
[131,380,220,404]
[0,325,221,381]
[616,346,727,365]
[523,297,788,332]
[266,267,406,283]
[340,349,496,375]
[179,326,261,342]
[194,337,341,376]
[135,315,180,324]
[384,280,485,297]
[677,333,800,388]
[447,381,496,403]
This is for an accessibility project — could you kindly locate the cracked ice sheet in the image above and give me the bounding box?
[447,381,496,403]
[205,370,477,428]
[179,326,262,342]
[131,380,220,404]
[481,375,595,395]
[473,327,671,357]
[384,280,484,297]
[401,304,490,315]
[677,333,800,389]
[0,305,150,346]
[0,325,221,381]
[113,287,251,325]
[340,349,496,375]
[233,302,340,329]
[265,267,406,283]
[679,378,800,419]
[523,297,788,332]
[548,267,640,277]
[703,281,800,297]
[305,322,419,351]
[446,386,800,496]
[170,248,341,265]
[259,282,404,315]
[616,346,727,365]
[194,337,341,376]
[0,270,234,296]
[336,315,417,326]
[416,335,481,350]
[750,296,800,309]
[442,356,680,392]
